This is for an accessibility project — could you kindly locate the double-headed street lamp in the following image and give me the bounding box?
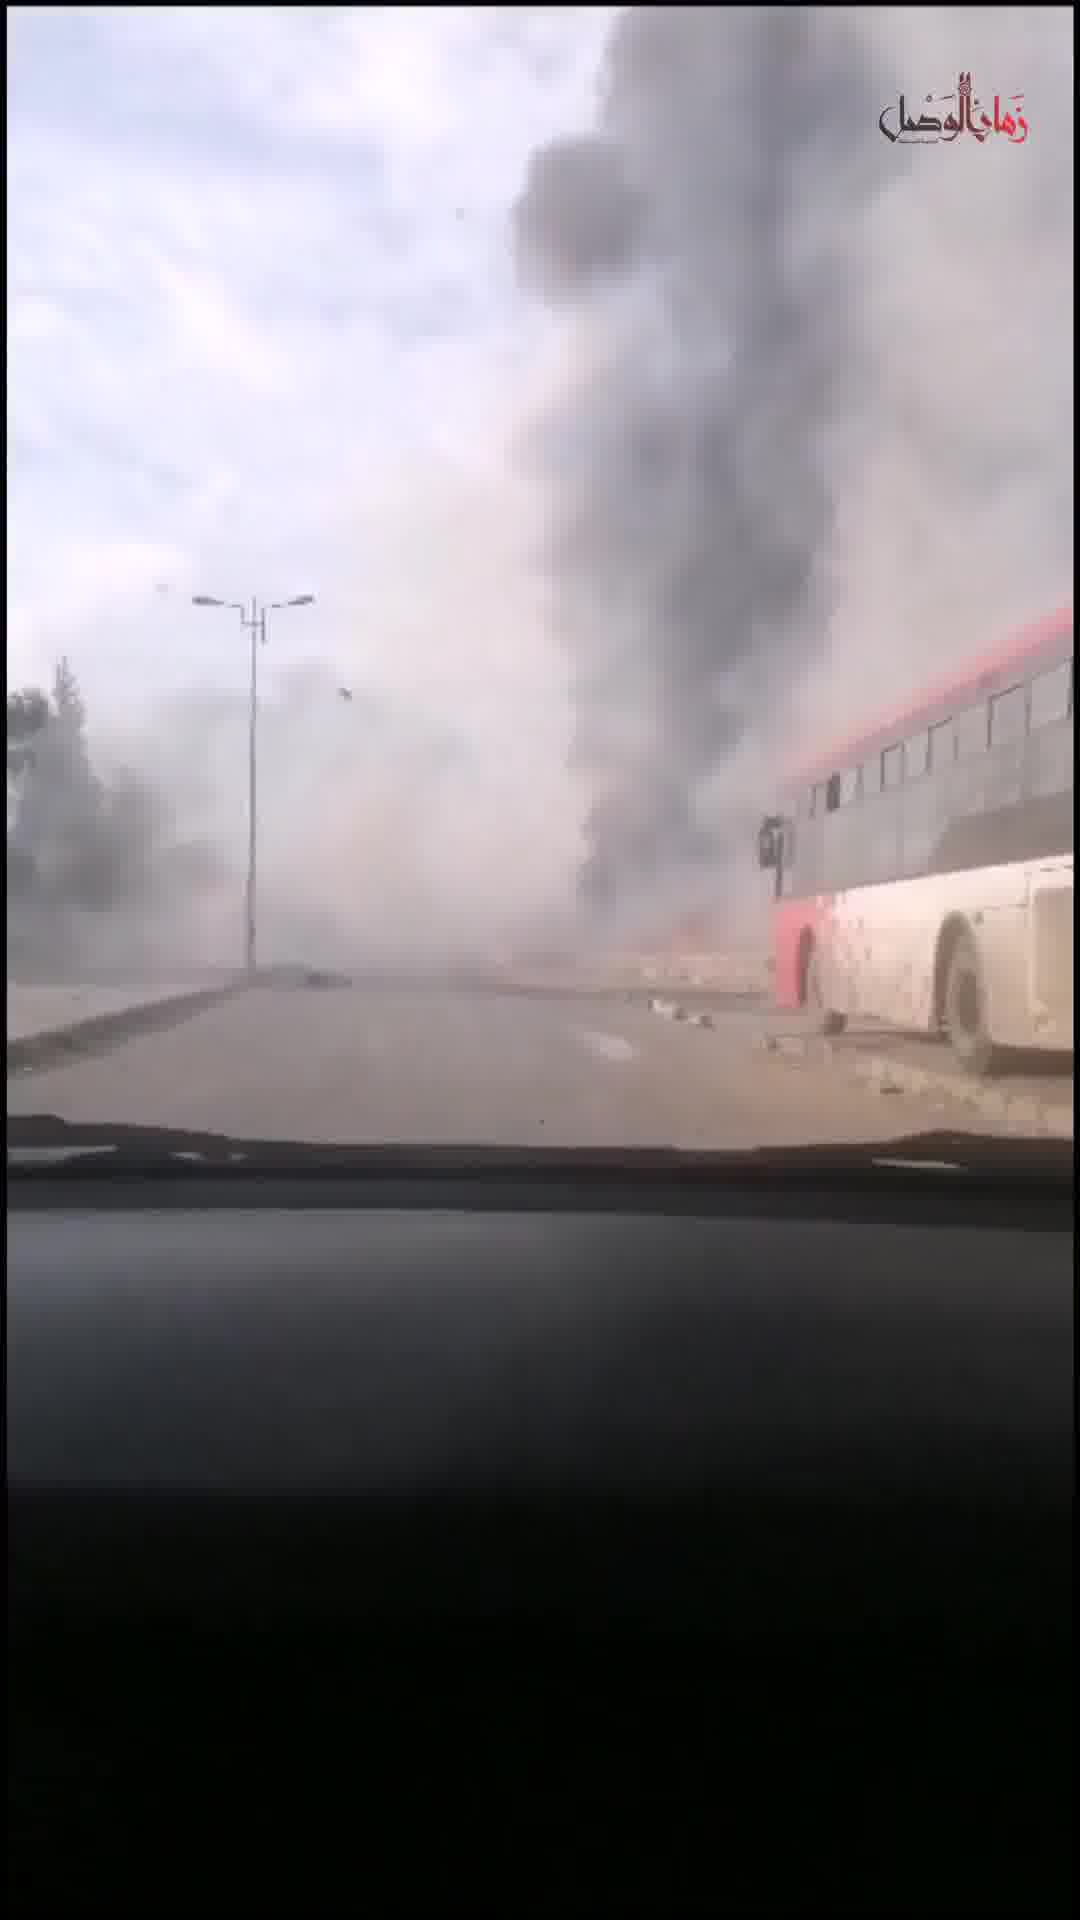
[192,592,315,976]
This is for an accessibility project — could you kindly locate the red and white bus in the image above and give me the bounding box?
[757,606,1074,1074]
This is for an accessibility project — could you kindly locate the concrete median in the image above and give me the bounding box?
[750,1026,1073,1140]
[635,952,771,996]
[499,948,771,999]
[7,979,250,1075]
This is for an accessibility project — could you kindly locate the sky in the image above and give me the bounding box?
[7,5,613,711]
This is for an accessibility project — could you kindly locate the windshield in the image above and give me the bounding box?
[7,8,1074,1157]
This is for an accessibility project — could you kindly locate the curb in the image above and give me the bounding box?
[850,1051,1074,1140]
[7,981,250,1076]
[752,1029,1073,1139]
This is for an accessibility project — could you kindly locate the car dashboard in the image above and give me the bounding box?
[8,1149,1074,1916]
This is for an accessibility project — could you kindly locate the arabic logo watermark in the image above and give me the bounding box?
[880,72,1028,145]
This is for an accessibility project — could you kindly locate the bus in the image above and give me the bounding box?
[756,606,1074,1074]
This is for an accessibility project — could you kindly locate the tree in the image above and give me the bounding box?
[52,656,86,733]
[7,687,51,776]
[8,687,52,925]
[8,661,100,900]
[9,655,224,973]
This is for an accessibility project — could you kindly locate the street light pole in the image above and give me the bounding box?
[192,592,315,977]
[245,597,260,977]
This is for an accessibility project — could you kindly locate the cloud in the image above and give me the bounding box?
[7,6,615,696]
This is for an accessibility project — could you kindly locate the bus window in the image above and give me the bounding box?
[839,767,859,806]
[862,755,881,797]
[882,744,903,790]
[989,684,1027,747]
[905,730,929,780]
[1030,659,1072,729]
[955,702,989,759]
[929,719,954,769]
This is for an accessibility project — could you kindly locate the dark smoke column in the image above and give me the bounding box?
[512,7,876,920]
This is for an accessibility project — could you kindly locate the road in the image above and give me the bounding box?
[6,980,1072,1148]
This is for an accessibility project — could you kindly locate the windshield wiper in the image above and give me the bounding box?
[6,1113,1074,1179]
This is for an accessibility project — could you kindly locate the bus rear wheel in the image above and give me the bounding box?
[944,929,998,1076]
[806,943,847,1038]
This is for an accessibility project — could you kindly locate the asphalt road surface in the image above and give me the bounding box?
[6,981,1069,1149]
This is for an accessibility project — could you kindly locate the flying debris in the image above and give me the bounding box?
[337,686,354,702]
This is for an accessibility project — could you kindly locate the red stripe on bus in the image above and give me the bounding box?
[788,605,1072,788]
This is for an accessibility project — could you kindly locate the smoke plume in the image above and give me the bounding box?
[512,5,1073,928]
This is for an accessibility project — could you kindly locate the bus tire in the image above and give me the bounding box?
[944,927,998,1076]
[806,942,847,1037]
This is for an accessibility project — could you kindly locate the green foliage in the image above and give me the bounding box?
[6,687,51,775]
[52,655,86,731]
[9,660,165,913]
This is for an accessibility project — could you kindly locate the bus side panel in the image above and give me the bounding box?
[779,869,1073,1049]
[825,860,1072,1049]
[988,857,1074,1050]
[826,880,942,1029]
[1027,861,1074,1048]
